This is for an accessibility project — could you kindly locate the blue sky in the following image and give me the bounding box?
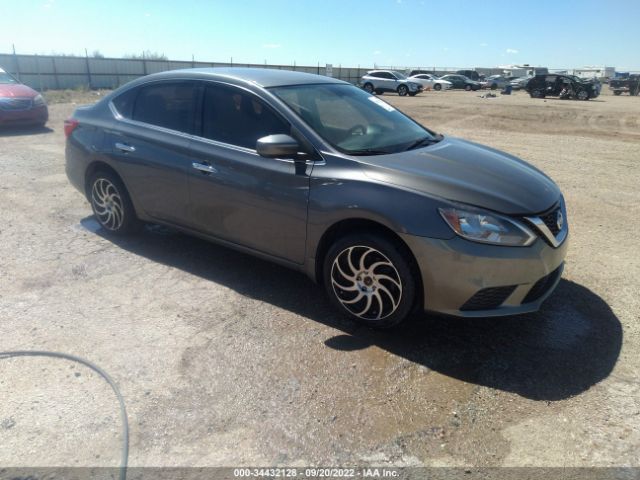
[2,0,639,70]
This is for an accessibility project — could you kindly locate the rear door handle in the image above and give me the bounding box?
[115,142,136,153]
[192,162,217,174]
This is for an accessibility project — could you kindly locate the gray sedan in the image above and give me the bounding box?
[65,68,568,327]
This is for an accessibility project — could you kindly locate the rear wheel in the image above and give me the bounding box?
[89,170,139,234]
[363,83,374,94]
[397,85,408,96]
[433,83,442,91]
[323,233,417,329]
[530,88,545,98]
[465,84,472,91]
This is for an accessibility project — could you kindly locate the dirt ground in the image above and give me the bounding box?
[0,86,639,471]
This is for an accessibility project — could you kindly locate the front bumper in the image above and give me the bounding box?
[401,233,568,317]
[0,105,48,126]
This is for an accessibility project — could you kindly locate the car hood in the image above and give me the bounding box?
[0,83,38,98]
[358,136,560,215]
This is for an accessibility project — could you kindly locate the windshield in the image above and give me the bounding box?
[0,72,19,84]
[392,71,407,80]
[270,84,438,155]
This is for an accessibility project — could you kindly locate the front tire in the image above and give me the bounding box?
[433,83,442,91]
[363,83,374,94]
[465,85,472,91]
[323,233,417,329]
[89,170,139,234]
[576,89,589,101]
[397,85,408,96]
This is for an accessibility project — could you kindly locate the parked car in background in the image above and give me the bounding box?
[510,76,531,90]
[481,75,510,90]
[439,74,482,91]
[456,70,481,81]
[409,69,437,77]
[526,74,600,100]
[609,75,640,96]
[407,74,452,91]
[360,70,423,96]
[0,68,48,128]
[65,68,568,328]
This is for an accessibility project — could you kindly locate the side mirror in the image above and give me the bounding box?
[256,134,300,158]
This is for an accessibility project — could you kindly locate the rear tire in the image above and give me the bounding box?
[465,85,472,91]
[363,83,374,94]
[530,88,545,98]
[323,233,417,329]
[88,170,140,235]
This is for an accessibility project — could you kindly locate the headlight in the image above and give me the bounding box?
[33,94,46,107]
[439,206,536,246]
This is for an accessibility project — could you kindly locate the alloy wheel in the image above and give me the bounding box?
[91,178,125,231]
[330,246,403,320]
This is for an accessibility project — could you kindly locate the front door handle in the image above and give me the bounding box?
[192,162,217,174]
[115,142,136,153]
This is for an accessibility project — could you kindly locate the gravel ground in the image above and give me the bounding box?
[0,87,639,470]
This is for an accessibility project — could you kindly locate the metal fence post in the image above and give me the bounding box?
[85,48,93,89]
[12,44,20,80]
[35,54,43,92]
[52,56,60,89]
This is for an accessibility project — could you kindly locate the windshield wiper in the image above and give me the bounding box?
[405,134,443,151]
[348,148,393,156]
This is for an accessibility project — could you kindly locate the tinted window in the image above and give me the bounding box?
[132,82,198,133]
[112,88,137,119]
[202,85,289,149]
[368,72,382,78]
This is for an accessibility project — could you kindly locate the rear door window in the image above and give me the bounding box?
[131,82,199,134]
[201,84,289,149]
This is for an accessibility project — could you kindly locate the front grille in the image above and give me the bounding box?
[539,208,561,236]
[522,266,562,304]
[0,97,33,111]
[460,285,517,311]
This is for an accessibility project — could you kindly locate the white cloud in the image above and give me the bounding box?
[43,0,54,8]
[480,42,488,47]
[506,48,519,54]
[396,0,403,3]
[144,12,152,17]
[262,44,282,49]
[373,50,382,55]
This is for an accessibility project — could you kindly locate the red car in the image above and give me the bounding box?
[0,68,48,127]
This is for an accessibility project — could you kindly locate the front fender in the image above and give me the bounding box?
[305,156,455,264]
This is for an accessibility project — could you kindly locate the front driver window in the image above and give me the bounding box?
[201,84,289,149]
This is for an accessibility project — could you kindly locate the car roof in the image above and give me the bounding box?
[134,67,347,88]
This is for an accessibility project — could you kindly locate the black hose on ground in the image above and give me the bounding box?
[0,350,129,480]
